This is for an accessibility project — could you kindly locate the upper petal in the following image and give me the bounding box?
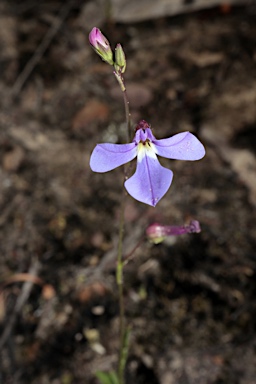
[153,132,205,161]
[134,126,156,144]
[90,143,137,172]
[124,146,173,207]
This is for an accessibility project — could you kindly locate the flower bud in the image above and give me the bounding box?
[114,43,126,73]
[89,27,113,65]
[146,220,201,244]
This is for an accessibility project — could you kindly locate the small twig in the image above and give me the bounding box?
[11,0,74,99]
[123,234,146,266]
[0,259,41,350]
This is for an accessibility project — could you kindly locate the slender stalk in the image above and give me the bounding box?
[122,89,132,142]
[116,192,125,384]
[114,67,133,384]
[114,70,132,142]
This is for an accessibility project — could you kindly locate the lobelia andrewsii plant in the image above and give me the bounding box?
[89,27,205,384]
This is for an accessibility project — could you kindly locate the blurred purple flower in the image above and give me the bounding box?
[90,120,205,206]
[146,220,201,243]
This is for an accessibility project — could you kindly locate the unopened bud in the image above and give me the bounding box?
[146,220,201,244]
[89,27,113,65]
[114,43,126,73]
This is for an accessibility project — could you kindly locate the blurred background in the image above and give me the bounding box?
[0,0,256,383]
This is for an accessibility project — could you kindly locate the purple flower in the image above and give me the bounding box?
[90,120,205,206]
[89,27,113,65]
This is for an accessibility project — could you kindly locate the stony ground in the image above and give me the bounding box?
[0,1,256,383]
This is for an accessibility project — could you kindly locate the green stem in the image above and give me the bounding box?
[116,192,125,384]
[122,89,132,142]
[114,67,132,384]
[114,70,132,142]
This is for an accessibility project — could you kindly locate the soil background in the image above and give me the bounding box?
[0,1,256,383]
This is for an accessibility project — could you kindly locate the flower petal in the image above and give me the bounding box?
[90,143,137,172]
[153,132,205,160]
[125,147,173,207]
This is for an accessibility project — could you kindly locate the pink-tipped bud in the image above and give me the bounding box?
[89,27,113,65]
[146,220,201,244]
[114,43,126,73]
